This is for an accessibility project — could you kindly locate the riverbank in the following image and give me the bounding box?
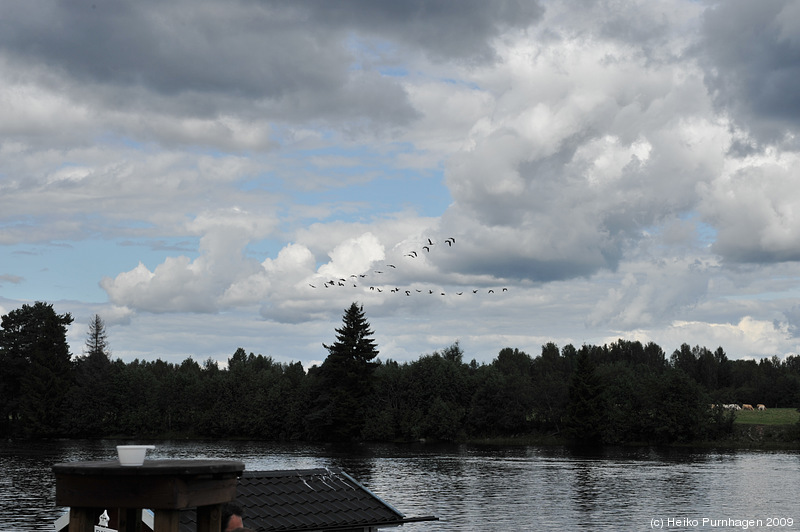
[467,409,800,449]
[467,427,800,449]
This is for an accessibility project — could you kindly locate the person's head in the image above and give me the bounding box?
[221,502,244,532]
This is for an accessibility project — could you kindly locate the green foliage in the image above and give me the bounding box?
[734,407,800,425]
[0,302,73,437]
[564,347,606,445]
[64,315,113,436]
[312,303,380,441]
[1,301,799,444]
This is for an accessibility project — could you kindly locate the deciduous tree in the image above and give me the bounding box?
[0,302,73,437]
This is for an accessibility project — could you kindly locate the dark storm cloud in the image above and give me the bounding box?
[305,0,544,63]
[701,0,800,143]
[0,1,348,98]
[0,0,543,126]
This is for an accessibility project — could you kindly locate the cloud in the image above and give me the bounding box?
[587,256,714,329]
[318,232,385,279]
[0,0,541,152]
[700,149,800,263]
[0,273,24,285]
[666,317,794,358]
[6,0,800,366]
[101,208,276,313]
[701,0,800,144]
[438,17,723,282]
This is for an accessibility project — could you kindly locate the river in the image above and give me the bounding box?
[1,440,798,531]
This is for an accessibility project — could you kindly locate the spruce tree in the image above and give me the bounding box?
[323,302,379,367]
[85,314,110,359]
[66,314,113,436]
[313,302,379,441]
[564,347,606,446]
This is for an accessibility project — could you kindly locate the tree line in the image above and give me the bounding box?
[2,301,800,444]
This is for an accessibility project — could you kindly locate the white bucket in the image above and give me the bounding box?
[116,445,156,466]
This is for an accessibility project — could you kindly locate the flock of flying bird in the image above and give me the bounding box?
[308,237,509,297]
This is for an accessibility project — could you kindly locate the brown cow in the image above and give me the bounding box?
[742,404,754,411]
[757,404,766,411]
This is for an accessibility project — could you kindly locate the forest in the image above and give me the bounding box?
[2,301,800,445]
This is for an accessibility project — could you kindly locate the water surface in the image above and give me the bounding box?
[2,440,798,531]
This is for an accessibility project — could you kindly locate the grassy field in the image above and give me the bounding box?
[734,407,800,425]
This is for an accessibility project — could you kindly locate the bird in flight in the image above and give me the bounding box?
[445,237,455,246]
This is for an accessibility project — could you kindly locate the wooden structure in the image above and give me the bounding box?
[52,459,244,532]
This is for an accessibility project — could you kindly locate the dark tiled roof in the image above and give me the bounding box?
[180,468,437,532]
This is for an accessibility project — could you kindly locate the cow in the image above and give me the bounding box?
[722,404,741,411]
[757,404,766,411]
[742,404,754,411]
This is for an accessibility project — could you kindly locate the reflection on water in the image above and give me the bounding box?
[1,440,798,531]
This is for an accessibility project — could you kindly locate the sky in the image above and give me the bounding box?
[3,0,800,369]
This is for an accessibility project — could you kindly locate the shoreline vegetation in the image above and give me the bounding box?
[2,302,800,448]
[63,408,800,450]
[468,421,800,450]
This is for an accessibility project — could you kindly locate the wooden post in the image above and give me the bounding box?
[153,509,180,532]
[117,507,142,532]
[67,507,96,532]
[196,504,223,532]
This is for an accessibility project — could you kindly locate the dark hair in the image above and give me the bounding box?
[221,502,244,530]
